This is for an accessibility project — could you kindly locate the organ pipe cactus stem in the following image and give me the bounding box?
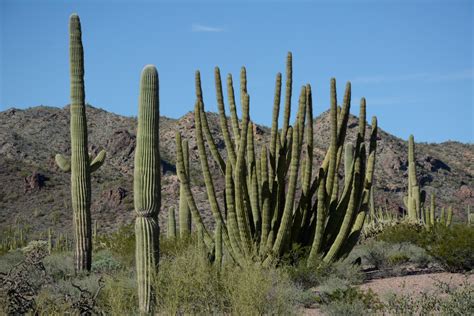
[468,205,472,226]
[167,207,176,239]
[281,52,292,145]
[226,74,240,145]
[405,135,423,222]
[271,87,305,257]
[215,220,223,268]
[445,206,453,227]
[468,205,471,226]
[325,78,338,199]
[48,228,52,254]
[439,207,445,224]
[194,100,237,261]
[55,14,106,272]
[269,73,282,186]
[195,71,226,175]
[234,93,253,254]
[338,115,378,260]
[175,132,213,245]
[179,139,191,238]
[134,65,160,314]
[430,193,436,227]
[215,67,236,167]
[324,149,364,263]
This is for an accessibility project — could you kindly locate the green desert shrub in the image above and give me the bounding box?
[35,287,71,315]
[159,232,196,257]
[91,250,123,273]
[320,287,384,315]
[0,249,24,273]
[96,223,135,267]
[347,239,435,274]
[223,262,306,315]
[286,257,363,290]
[98,273,138,315]
[155,245,229,314]
[43,252,74,279]
[154,243,306,314]
[379,223,474,272]
[386,278,474,315]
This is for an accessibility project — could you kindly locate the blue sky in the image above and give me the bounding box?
[1,0,472,143]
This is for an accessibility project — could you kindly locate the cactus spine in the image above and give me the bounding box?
[134,65,160,314]
[55,14,106,271]
[176,53,378,265]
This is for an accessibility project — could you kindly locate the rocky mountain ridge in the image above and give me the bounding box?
[0,105,472,235]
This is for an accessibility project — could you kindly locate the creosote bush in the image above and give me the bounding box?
[378,223,474,272]
[155,242,307,315]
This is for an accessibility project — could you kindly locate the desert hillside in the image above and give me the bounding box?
[0,105,472,235]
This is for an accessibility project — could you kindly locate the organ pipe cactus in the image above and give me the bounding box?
[403,135,424,222]
[167,207,176,239]
[175,53,378,265]
[55,14,106,272]
[468,206,472,226]
[134,65,160,314]
[178,139,192,238]
[446,206,453,227]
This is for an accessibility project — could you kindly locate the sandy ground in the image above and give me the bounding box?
[359,272,473,297]
[303,272,473,315]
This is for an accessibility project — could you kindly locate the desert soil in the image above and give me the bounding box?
[303,272,473,315]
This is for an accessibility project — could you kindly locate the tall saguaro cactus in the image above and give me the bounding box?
[134,65,160,314]
[55,14,106,272]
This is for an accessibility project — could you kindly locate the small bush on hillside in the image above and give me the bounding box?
[43,252,74,279]
[92,250,123,273]
[379,224,474,272]
[286,257,363,290]
[320,287,384,315]
[96,223,135,267]
[348,240,435,271]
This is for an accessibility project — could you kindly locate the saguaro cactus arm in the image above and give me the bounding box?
[56,149,106,173]
[89,150,106,172]
[55,154,71,172]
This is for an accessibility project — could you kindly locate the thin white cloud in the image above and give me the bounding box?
[353,69,473,84]
[192,24,224,33]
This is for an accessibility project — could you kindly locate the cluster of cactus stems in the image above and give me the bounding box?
[401,135,457,229]
[403,135,425,222]
[422,193,453,229]
[133,65,161,314]
[0,225,28,253]
[175,53,378,266]
[46,14,474,315]
[55,14,106,272]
